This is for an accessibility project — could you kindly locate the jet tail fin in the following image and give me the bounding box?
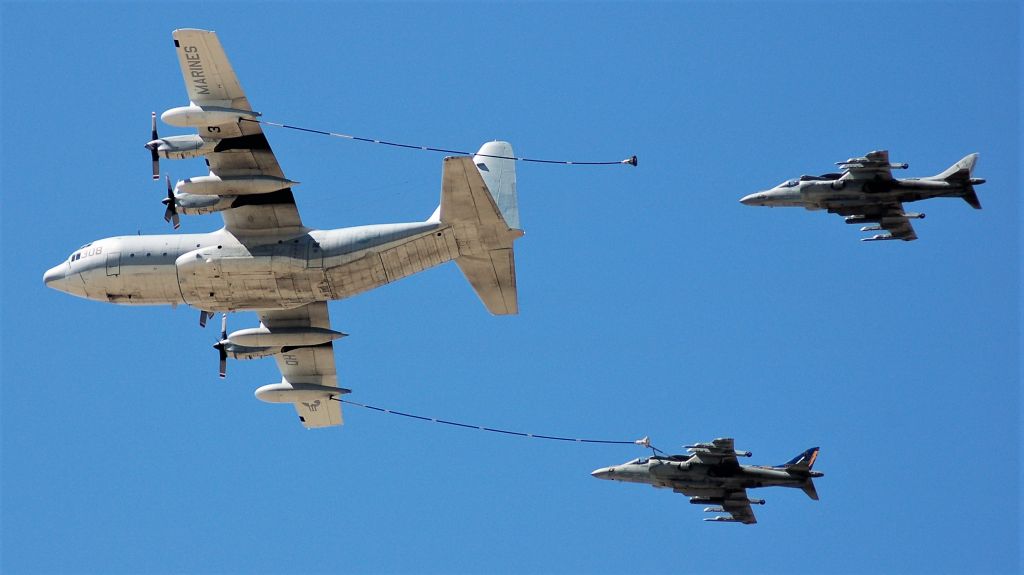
[932,153,978,182]
[439,142,522,315]
[930,153,983,209]
[779,447,819,471]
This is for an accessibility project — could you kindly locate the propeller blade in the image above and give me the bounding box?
[217,313,229,378]
[149,112,160,180]
[162,175,180,229]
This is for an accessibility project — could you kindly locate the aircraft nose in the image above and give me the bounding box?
[739,192,764,206]
[591,467,613,479]
[43,264,68,290]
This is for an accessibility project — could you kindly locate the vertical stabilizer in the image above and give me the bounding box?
[473,141,520,230]
[932,153,978,181]
[439,142,523,315]
[779,447,819,471]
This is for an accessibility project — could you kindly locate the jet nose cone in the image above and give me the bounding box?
[739,192,761,206]
[591,467,613,479]
[43,264,68,290]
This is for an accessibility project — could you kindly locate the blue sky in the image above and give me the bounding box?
[2,2,1019,574]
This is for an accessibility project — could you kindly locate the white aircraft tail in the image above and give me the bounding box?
[436,142,522,315]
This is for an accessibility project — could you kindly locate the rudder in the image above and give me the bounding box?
[473,141,520,230]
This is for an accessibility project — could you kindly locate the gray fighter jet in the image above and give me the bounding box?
[740,150,985,241]
[591,438,822,524]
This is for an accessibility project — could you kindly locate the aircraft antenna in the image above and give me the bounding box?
[241,118,638,167]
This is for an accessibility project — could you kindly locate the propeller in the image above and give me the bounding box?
[162,175,180,229]
[198,309,214,328]
[213,313,228,378]
[146,112,161,180]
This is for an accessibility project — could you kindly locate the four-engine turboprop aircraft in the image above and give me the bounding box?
[42,29,523,429]
[591,438,823,524]
[740,150,985,241]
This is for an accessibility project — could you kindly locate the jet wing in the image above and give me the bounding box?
[831,202,918,241]
[719,490,759,524]
[838,149,904,181]
[170,29,303,234]
[258,302,343,429]
[673,486,758,524]
[687,437,744,467]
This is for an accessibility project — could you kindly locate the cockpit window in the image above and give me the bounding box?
[779,179,799,188]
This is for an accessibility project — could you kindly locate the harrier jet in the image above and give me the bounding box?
[740,150,984,241]
[43,29,523,428]
[591,438,822,524]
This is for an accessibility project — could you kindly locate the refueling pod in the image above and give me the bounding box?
[255,382,351,404]
[161,104,260,128]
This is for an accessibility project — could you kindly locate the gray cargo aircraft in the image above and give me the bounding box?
[591,438,822,524]
[43,29,523,428]
[740,150,984,241]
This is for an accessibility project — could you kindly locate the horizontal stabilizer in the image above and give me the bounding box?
[456,248,518,315]
[962,189,982,210]
[801,478,820,501]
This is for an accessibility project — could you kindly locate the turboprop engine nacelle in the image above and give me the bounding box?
[690,497,765,505]
[147,134,218,160]
[174,193,235,216]
[175,175,299,196]
[255,382,351,404]
[161,104,261,128]
[228,327,347,348]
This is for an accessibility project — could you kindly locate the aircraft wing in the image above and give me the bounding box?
[838,149,903,181]
[830,202,918,241]
[170,29,303,234]
[673,486,758,524]
[687,437,743,467]
[718,489,759,524]
[258,302,343,428]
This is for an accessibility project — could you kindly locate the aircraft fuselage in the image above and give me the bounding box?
[740,177,977,211]
[591,460,817,491]
[44,220,458,312]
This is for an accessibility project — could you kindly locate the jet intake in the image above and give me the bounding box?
[161,105,261,128]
